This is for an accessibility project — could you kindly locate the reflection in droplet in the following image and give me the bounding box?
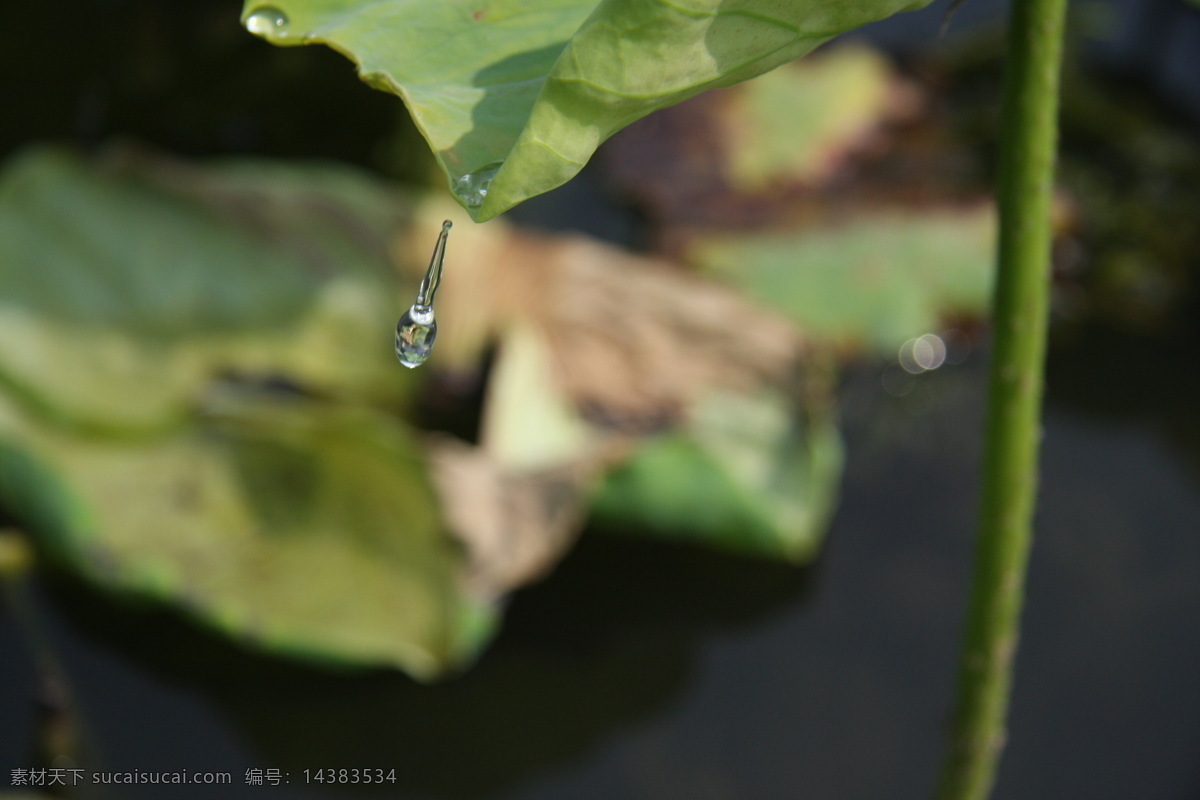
[395,305,437,368]
[245,6,290,38]
[395,221,452,368]
[453,163,502,208]
[899,333,947,374]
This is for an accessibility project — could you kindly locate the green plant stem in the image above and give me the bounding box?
[935,0,1068,798]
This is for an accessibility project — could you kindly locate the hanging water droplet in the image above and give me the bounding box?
[395,220,452,369]
[395,305,437,368]
[452,163,501,208]
[245,6,290,38]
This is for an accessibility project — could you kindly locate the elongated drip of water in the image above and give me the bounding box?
[416,220,451,307]
[395,220,452,369]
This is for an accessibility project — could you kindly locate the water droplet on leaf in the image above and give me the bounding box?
[395,305,437,368]
[245,6,290,38]
[363,72,392,92]
[453,163,501,208]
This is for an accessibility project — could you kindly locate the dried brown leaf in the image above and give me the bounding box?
[406,210,804,431]
[426,436,604,598]
[401,207,809,593]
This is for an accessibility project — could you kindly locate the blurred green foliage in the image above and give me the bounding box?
[593,389,844,561]
[0,36,1008,678]
[0,147,495,678]
[691,209,995,353]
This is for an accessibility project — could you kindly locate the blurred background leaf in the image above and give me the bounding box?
[591,388,844,561]
[0,147,511,678]
[0,146,413,433]
[689,208,995,354]
[720,45,904,192]
[0,143,848,679]
[0,394,493,680]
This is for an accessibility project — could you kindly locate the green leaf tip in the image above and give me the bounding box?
[240,0,937,220]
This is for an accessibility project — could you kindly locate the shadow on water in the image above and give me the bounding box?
[29,533,817,799]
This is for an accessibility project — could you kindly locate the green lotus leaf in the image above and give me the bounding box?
[590,389,843,561]
[0,147,414,433]
[721,44,897,190]
[240,0,935,221]
[0,394,495,678]
[689,207,996,353]
[0,147,498,678]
